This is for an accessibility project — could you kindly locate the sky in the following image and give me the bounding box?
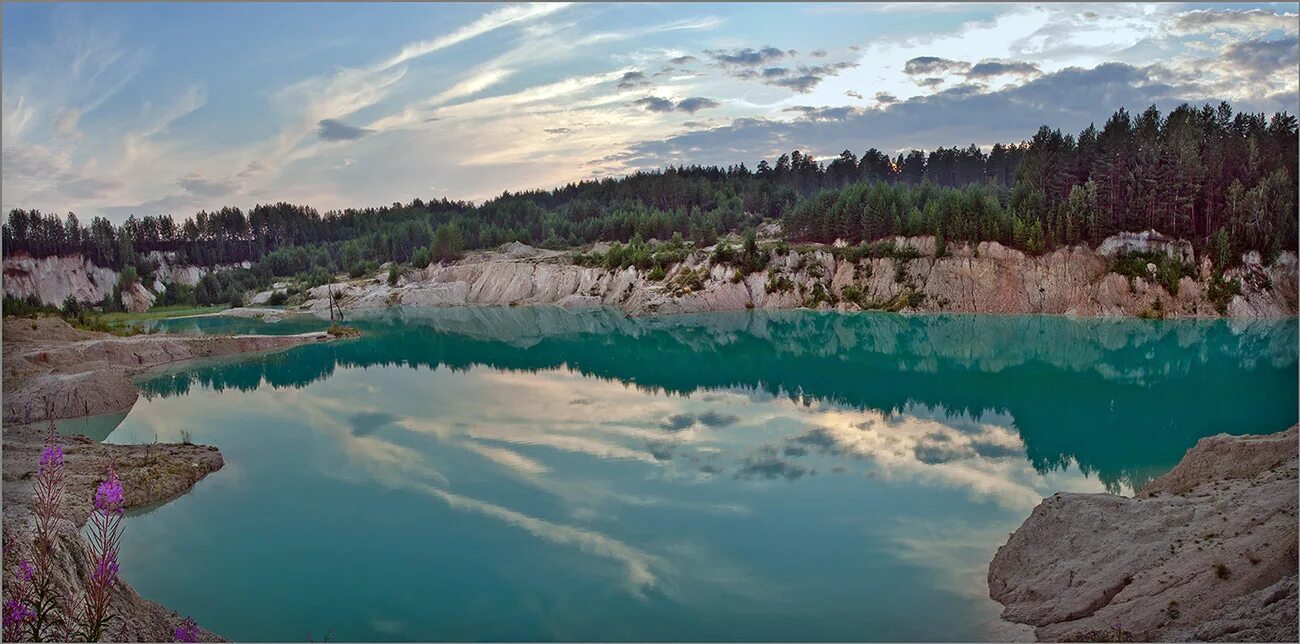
[3,2,1297,222]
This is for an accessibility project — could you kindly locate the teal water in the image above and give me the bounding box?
[98,309,1296,642]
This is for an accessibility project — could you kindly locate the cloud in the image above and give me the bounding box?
[735,445,810,481]
[634,96,720,114]
[433,68,515,104]
[764,61,858,93]
[1171,8,1299,35]
[56,177,123,200]
[874,92,898,104]
[675,97,720,114]
[318,119,375,141]
[374,3,571,72]
[660,413,696,432]
[178,174,239,197]
[646,440,676,461]
[461,441,548,475]
[615,62,1235,174]
[771,75,820,92]
[419,483,659,592]
[697,410,739,427]
[783,106,864,122]
[966,59,1041,79]
[904,55,971,75]
[347,411,400,437]
[544,127,573,135]
[706,46,787,66]
[52,107,83,139]
[811,49,828,58]
[1220,37,1300,82]
[617,71,651,90]
[669,55,698,65]
[916,77,946,88]
[845,90,865,100]
[634,96,676,113]
[782,444,808,457]
[790,426,838,451]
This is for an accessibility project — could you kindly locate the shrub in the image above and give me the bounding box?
[326,325,362,338]
[1213,562,1230,579]
[1110,251,1194,296]
[647,265,667,281]
[267,291,289,306]
[411,247,432,269]
[61,295,83,317]
[1206,275,1241,315]
[840,285,872,309]
[710,242,736,266]
[766,270,794,294]
[802,282,837,308]
[893,260,909,284]
[666,267,706,295]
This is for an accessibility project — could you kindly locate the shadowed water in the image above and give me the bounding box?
[97,308,1296,641]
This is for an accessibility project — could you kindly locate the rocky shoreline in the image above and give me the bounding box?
[2,421,227,642]
[2,317,341,641]
[990,427,1299,642]
[295,236,1298,319]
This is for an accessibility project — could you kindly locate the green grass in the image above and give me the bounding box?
[99,304,229,324]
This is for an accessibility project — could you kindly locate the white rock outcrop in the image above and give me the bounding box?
[989,427,1298,642]
[299,239,1298,319]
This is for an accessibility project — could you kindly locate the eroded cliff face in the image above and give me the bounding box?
[989,428,1298,642]
[301,238,1298,319]
[2,252,249,313]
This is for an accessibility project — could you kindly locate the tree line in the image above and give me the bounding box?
[3,102,1295,283]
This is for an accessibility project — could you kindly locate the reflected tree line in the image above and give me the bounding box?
[138,310,1298,492]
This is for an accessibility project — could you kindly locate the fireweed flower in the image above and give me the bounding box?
[174,616,200,643]
[3,598,34,630]
[95,471,125,514]
[81,464,126,641]
[18,560,35,583]
[39,444,63,473]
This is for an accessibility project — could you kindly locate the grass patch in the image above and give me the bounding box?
[326,324,362,338]
[99,304,229,324]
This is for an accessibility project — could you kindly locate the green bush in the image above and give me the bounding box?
[1207,275,1241,314]
[267,291,289,306]
[766,270,794,294]
[1110,251,1194,296]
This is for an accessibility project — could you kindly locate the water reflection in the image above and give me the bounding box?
[107,308,1296,641]
[140,308,1298,494]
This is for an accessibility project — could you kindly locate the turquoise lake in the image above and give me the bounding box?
[89,309,1297,642]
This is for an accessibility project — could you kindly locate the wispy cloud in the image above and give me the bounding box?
[374,3,572,72]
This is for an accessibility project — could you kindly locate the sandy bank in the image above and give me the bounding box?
[2,316,334,424]
[989,427,1299,642]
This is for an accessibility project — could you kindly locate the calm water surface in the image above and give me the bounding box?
[91,309,1297,641]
